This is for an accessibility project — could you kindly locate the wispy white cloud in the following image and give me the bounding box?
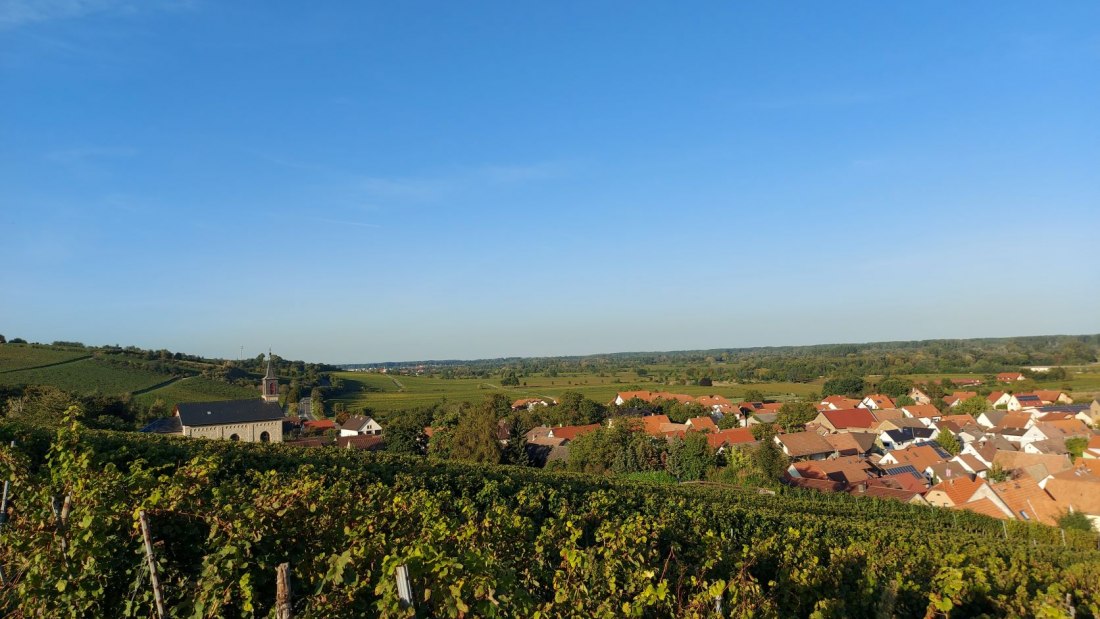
[0,0,192,29]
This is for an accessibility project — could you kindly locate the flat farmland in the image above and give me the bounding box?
[0,345,90,373]
[0,358,174,395]
[329,370,824,414]
[134,376,260,408]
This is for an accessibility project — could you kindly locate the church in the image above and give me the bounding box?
[142,352,286,443]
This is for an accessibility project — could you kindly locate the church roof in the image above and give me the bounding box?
[141,416,183,434]
[176,399,284,427]
[265,351,276,379]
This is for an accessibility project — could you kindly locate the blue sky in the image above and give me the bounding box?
[1,1,1098,363]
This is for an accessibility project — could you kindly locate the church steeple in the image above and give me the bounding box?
[261,349,279,403]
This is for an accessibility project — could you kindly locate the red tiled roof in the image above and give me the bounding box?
[549,423,602,441]
[686,416,718,433]
[303,419,336,431]
[902,404,940,419]
[1034,390,1068,404]
[954,498,1010,519]
[706,427,756,449]
[820,408,877,430]
[641,414,672,436]
[862,394,895,408]
[928,476,986,505]
[989,477,1061,525]
[776,431,835,458]
[336,435,385,451]
[821,395,861,409]
[882,444,947,472]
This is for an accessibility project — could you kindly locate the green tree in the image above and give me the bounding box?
[776,401,817,432]
[666,432,714,481]
[1057,510,1095,533]
[697,377,712,387]
[876,376,913,399]
[310,387,325,418]
[822,375,865,398]
[743,389,766,402]
[450,403,502,464]
[3,385,74,427]
[954,395,989,415]
[501,370,520,386]
[937,429,961,456]
[987,464,1010,483]
[1066,437,1087,460]
[895,395,916,407]
[749,437,789,480]
[385,408,433,455]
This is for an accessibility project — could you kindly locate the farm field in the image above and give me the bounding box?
[329,370,824,415]
[330,367,1100,415]
[0,344,89,373]
[133,376,260,408]
[0,358,174,395]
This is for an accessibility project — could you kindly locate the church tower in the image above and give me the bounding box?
[261,349,279,403]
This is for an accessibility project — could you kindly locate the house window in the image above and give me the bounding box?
[229,434,240,441]
[260,431,270,443]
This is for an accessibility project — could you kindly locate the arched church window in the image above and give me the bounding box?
[229,434,240,441]
[260,431,270,443]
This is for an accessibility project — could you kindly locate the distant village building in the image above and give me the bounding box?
[142,351,285,443]
[340,416,383,437]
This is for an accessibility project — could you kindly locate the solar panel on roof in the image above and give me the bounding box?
[882,465,921,478]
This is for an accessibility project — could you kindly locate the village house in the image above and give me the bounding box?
[818,395,861,411]
[858,394,895,410]
[944,391,977,407]
[925,476,1003,510]
[706,427,756,452]
[908,387,932,405]
[511,397,551,411]
[1041,462,1100,531]
[809,408,877,433]
[901,404,942,425]
[339,415,383,437]
[1007,393,1043,411]
[775,431,836,461]
[996,372,1025,383]
[986,391,1013,409]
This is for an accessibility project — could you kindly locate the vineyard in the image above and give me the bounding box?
[1,416,1099,618]
[133,377,260,408]
[0,358,176,396]
[0,344,89,373]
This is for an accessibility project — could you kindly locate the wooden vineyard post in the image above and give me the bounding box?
[0,440,13,586]
[276,562,292,619]
[396,564,414,610]
[139,510,167,619]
